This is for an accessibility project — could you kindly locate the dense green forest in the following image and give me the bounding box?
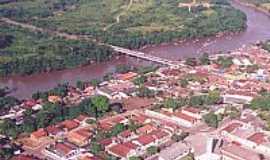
[0,24,112,76]
[0,0,247,75]
[0,0,247,49]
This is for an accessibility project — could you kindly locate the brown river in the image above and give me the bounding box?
[1,0,270,99]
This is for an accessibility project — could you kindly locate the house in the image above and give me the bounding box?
[172,112,199,128]
[123,97,155,111]
[182,107,203,119]
[48,96,62,104]
[137,124,157,135]
[30,128,47,142]
[133,134,156,149]
[67,128,92,147]
[46,125,64,138]
[107,143,137,159]
[43,142,81,160]
[118,130,136,141]
[59,120,80,131]
[186,133,220,160]
[158,141,190,160]
[220,144,269,160]
[99,138,114,149]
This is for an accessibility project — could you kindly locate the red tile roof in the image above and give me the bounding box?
[247,132,267,145]
[55,143,75,155]
[46,125,63,135]
[60,120,79,131]
[150,130,169,140]
[136,134,155,146]
[137,124,157,134]
[99,138,113,147]
[173,112,197,122]
[183,107,201,114]
[122,141,138,150]
[222,123,242,133]
[221,144,262,160]
[31,128,47,139]
[99,122,113,131]
[108,144,133,158]
[119,130,132,138]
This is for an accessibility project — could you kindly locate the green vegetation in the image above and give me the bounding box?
[262,40,270,52]
[0,0,247,75]
[171,132,190,142]
[129,157,142,160]
[133,75,147,86]
[136,86,156,98]
[181,153,195,160]
[216,56,234,68]
[164,97,187,110]
[0,0,246,50]
[0,24,112,76]
[203,111,219,128]
[189,90,221,106]
[0,92,110,138]
[147,146,159,155]
[90,141,104,155]
[250,94,270,111]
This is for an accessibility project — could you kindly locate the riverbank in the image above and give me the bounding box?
[233,0,270,16]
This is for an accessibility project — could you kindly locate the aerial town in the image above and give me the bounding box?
[1,0,270,160]
[0,43,270,160]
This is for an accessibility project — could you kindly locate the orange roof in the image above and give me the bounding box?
[60,120,79,131]
[108,144,133,158]
[137,124,157,134]
[31,128,47,139]
[117,72,138,81]
[247,132,267,145]
[68,128,92,143]
[48,95,61,103]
